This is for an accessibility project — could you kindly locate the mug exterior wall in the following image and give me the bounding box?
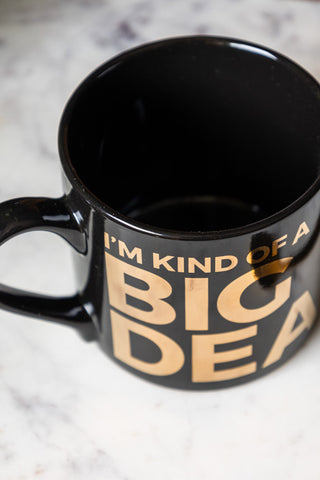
[63,173,320,389]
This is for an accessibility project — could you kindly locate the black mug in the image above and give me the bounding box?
[1,36,320,389]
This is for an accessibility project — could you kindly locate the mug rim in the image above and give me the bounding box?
[58,34,320,240]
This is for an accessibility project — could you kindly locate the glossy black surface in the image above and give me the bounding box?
[0,197,93,338]
[64,37,320,233]
[1,37,320,389]
[128,195,263,231]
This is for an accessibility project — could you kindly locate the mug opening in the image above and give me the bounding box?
[59,36,320,236]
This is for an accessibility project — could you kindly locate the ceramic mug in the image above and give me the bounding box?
[1,36,320,389]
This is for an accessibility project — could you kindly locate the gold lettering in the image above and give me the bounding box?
[217,258,293,323]
[105,253,175,324]
[272,235,287,256]
[111,309,184,375]
[192,325,257,382]
[263,290,316,368]
[188,257,211,273]
[118,240,142,264]
[185,278,209,331]
[177,257,185,273]
[246,246,270,264]
[153,253,175,272]
[215,255,238,272]
[292,221,310,245]
[104,232,110,249]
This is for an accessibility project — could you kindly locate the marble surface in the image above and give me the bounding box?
[1,0,320,478]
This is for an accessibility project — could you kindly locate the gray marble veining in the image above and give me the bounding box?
[0,0,320,479]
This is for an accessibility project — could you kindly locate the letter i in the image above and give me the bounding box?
[104,232,110,249]
[177,257,185,273]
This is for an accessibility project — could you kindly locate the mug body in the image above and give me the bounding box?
[58,36,320,389]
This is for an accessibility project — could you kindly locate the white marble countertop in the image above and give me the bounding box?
[1,1,320,479]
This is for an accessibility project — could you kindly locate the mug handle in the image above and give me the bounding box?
[0,196,92,337]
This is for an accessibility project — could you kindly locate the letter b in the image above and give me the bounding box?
[105,253,176,325]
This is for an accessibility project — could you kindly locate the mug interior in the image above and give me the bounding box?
[61,37,320,232]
